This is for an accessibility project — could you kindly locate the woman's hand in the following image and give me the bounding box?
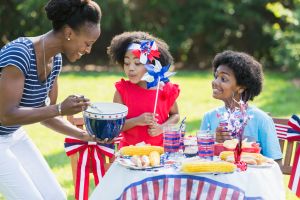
[80,130,114,144]
[148,122,163,137]
[216,126,233,143]
[60,95,90,116]
[97,138,115,144]
[80,130,95,142]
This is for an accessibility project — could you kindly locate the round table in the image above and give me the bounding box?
[90,161,285,200]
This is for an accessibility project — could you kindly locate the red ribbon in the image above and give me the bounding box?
[235,160,248,171]
[64,138,114,200]
[234,142,247,171]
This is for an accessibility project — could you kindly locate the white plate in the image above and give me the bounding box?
[116,157,163,170]
[247,162,274,168]
[247,159,275,168]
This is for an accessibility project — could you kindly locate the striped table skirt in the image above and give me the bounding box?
[90,162,285,200]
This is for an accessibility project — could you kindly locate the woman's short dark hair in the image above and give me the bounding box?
[212,50,264,101]
[45,0,101,31]
[107,31,173,66]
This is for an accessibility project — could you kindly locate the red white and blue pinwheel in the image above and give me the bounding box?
[142,60,176,89]
[131,40,160,64]
[128,39,175,114]
[142,59,176,114]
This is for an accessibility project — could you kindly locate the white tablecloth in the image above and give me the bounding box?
[90,162,285,200]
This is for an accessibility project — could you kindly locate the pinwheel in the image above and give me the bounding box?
[131,40,160,64]
[142,59,176,114]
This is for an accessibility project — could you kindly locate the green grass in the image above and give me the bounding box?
[1,71,299,199]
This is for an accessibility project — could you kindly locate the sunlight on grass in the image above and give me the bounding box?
[2,71,298,199]
[256,74,300,116]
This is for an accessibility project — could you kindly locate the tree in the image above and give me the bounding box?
[1,0,299,72]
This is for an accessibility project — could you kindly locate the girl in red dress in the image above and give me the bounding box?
[107,31,180,148]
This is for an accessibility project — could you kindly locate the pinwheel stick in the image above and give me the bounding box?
[153,76,160,115]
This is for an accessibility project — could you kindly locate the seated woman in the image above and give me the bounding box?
[200,50,282,160]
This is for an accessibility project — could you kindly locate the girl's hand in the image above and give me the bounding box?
[136,112,157,126]
[60,95,90,115]
[148,122,163,137]
[216,126,233,143]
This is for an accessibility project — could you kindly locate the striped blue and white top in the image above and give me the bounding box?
[0,37,62,135]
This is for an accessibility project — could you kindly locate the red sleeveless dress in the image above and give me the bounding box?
[115,79,180,148]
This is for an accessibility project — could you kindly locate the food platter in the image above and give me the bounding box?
[116,157,163,170]
[247,161,275,168]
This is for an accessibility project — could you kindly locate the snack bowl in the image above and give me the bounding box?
[83,102,128,140]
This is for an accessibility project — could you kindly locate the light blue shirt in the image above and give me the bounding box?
[200,106,282,160]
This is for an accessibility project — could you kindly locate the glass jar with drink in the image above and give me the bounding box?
[163,124,181,158]
[197,130,215,160]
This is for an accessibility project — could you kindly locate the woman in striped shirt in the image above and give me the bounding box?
[0,0,102,199]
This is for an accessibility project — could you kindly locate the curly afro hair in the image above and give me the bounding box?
[212,50,264,101]
[107,31,173,67]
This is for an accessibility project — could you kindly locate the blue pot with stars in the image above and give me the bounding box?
[83,103,128,140]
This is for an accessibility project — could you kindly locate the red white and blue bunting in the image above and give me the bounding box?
[116,175,262,200]
[64,137,115,200]
[275,114,300,141]
[289,146,300,198]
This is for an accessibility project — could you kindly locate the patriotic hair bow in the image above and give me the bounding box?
[128,40,160,64]
[142,59,176,89]
[64,137,114,200]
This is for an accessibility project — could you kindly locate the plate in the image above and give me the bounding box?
[247,159,275,168]
[116,157,163,170]
[247,162,274,168]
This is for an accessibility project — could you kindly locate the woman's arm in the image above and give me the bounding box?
[0,66,59,125]
[0,66,90,127]
[41,116,94,141]
[40,78,92,140]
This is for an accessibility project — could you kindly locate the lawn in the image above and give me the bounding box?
[1,70,299,199]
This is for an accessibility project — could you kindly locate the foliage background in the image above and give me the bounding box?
[0,1,300,199]
[0,0,300,73]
